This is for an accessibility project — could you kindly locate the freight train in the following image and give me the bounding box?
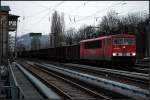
[18,34,136,66]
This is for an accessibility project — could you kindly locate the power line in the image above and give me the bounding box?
[25,8,50,20]
[24,1,64,31]
[63,12,84,17]
[61,1,91,20]
[31,1,50,9]
[22,1,65,31]
[52,1,65,10]
[25,1,65,20]
[26,10,50,27]
[67,1,88,13]
[75,1,125,22]
[65,1,126,28]
[34,1,65,11]
[118,5,148,16]
[21,1,84,24]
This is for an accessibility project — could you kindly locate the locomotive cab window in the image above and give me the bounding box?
[124,38,135,45]
[84,40,101,49]
[113,38,123,45]
[113,38,135,45]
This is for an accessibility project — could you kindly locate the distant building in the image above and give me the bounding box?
[29,33,41,50]
[17,33,31,51]
[40,35,49,49]
[0,6,10,64]
[17,33,49,51]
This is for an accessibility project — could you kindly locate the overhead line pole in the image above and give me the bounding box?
[0,0,1,64]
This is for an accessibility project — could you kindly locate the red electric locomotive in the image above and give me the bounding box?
[80,34,136,66]
[19,33,136,67]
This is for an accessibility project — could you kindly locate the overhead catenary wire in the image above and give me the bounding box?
[24,1,65,20]
[24,8,50,20]
[35,1,127,24]
[67,1,88,13]
[65,1,126,28]
[61,1,89,22]
[51,1,65,10]
[75,1,126,22]
[22,1,65,31]
[19,1,64,22]
[31,1,50,9]
[12,1,146,35]
[24,1,86,24]
[118,5,148,16]
[32,1,84,18]
[26,10,50,27]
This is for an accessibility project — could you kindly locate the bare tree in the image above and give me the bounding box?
[120,12,148,58]
[64,28,76,45]
[77,25,87,40]
[96,11,148,58]
[77,25,96,40]
[50,11,65,47]
[98,10,120,35]
[60,12,65,45]
[136,16,149,58]
[64,25,96,45]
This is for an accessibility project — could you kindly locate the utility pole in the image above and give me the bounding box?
[0,0,2,64]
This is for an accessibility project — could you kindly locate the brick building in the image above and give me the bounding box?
[0,6,19,64]
[0,6,10,64]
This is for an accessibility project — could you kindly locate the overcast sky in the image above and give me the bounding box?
[2,1,149,36]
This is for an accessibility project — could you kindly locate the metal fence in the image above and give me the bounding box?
[7,60,25,100]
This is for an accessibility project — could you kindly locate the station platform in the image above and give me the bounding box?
[11,63,43,99]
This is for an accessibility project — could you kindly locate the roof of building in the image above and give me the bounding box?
[9,14,19,18]
[0,6,11,12]
[8,14,19,20]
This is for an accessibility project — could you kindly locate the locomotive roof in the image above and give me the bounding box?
[80,34,135,43]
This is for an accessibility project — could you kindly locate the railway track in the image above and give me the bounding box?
[22,60,149,99]
[18,61,110,99]
[43,61,149,89]
[17,59,149,99]
[132,67,149,74]
[25,59,149,89]
[135,58,149,68]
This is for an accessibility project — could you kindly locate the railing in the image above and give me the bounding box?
[8,60,25,100]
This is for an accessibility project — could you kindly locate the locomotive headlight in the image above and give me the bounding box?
[132,53,136,56]
[113,53,116,56]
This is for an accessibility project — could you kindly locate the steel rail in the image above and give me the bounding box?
[65,63,148,79]
[60,63,148,87]
[26,61,109,99]
[21,62,73,100]
[33,62,149,100]
[14,62,61,100]
[36,61,148,88]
